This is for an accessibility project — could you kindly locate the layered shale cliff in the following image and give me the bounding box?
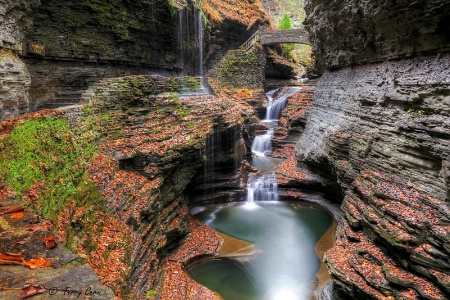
[0,75,258,298]
[0,0,39,119]
[77,75,258,298]
[298,0,450,299]
[0,0,269,120]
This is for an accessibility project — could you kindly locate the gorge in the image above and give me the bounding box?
[0,0,449,300]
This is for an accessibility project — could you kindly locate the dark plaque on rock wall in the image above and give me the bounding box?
[27,41,45,56]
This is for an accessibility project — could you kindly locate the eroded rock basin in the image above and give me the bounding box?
[187,201,333,300]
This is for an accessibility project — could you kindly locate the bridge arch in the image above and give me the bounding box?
[259,28,310,46]
[241,28,310,51]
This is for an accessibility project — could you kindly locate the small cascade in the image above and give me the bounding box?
[265,87,302,121]
[247,87,301,204]
[264,89,277,120]
[251,128,274,157]
[246,174,278,203]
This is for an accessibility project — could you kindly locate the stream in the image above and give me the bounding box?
[187,87,334,300]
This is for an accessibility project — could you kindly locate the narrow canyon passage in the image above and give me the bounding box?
[186,87,337,300]
[0,0,449,300]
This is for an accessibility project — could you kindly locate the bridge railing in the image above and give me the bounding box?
[241,30,260,51]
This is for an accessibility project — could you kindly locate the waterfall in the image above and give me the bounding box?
[176,4,204,84]
[197,9,205,89]
[264,89,277,120]
[177,11,185,75]
[251,128,274,157]
[246,174,278,202]
[265,87,302,121]
[247,87,301,204]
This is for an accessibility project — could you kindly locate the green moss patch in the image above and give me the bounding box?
[0,116,100,221]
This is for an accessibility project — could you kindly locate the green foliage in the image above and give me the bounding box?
[0,117,99,221]
[278,14,292,30]
[146,290,157,299]
[406,108,427,119]
[220,49,258,76]
[274,0,306,24]
[182,76,201,92]
[177,106,191,119]
[293,44,314,66]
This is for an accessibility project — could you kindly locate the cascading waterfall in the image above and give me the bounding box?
[265,87,302,120]
[197,9,205,89]
[247,87,301,203]
[176,4,205,92]
[251,128,274,157]
[246,174,278,202]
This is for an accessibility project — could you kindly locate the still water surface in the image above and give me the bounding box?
[187,201,332,300]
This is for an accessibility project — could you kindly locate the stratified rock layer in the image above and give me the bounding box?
[300,1,450,298]
[304,0,450,69]
[0,0,38,120]
[79,75,257,298]
[0,49,31,119]
[297,55,450,299]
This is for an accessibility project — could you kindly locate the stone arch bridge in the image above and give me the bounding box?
[241,28,310,51]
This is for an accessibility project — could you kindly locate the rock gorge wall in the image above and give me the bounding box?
[23,0,182,110]
[299,0,450,299]
[0,0,39,120]
[75,75,258,298]
[0,0,269,120]
[0,0,182,119]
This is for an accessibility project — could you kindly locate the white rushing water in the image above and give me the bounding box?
[265,87,302,121]
[248,87,301,204]
[197,9,205,89]
[246,173,278,203]
[251,128,274,157]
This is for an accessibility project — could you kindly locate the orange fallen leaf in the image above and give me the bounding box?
[0,205,24,216]
[42,233,57,249]
[24,257,51,269]
[0,260,24,266]
[0,252,25,262]
[0,252,25,265]
[17,284,46,299]
[9,212,24,219]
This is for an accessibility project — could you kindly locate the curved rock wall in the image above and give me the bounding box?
[304,0,450,70]
[23,0,180,108]
[0,48,31,120]
[76,75,258,298]
[0,0,39,50]
[0,0,39,120]
[299,0,450,298]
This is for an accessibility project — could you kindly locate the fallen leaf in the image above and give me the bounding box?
[0,260,23,266]
[0,252,25,265]
[0,252,25,262]
[42,233,57,249]
[24,257,51,269]
[0,205,24,216]
[22,221,53,233]
[17,284,46,299]
[9,212,24,219]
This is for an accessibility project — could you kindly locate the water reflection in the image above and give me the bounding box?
[188,201,332,300]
